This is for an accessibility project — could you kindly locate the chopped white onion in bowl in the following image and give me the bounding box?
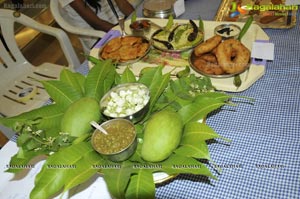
[101,83,150,118]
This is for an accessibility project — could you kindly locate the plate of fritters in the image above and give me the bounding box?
[189,35,251,78]
[99,36,151,65]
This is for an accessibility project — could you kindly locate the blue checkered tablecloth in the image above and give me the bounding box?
[145,1,300,199]
[78,3,300,199]
[76,1,300,198]
[6,1,298,198]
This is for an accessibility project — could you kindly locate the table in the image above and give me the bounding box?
[1,1,300,198]
[136,1,300,198]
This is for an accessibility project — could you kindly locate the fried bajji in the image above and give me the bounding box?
[103,37,121,53]
[100,36,149,63]
[194,35,222,56]
[119,45,138,61]
[136,43,150,57]
[121,36,142,46]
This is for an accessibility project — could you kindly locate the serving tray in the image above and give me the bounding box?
[215,0,297,29]
[90,18,269,92]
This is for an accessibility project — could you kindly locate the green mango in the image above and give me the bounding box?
[141,109,183,162]
[61,97,101,137]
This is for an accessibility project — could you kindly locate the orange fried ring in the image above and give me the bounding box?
[194,35,222,56]
[199,53,218,64]
[193,57,224,75]
[215,39,250,74]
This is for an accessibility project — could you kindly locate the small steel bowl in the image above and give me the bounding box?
[214,24,241,40]
[91,119,137,162]
[143,7,174,19]
[130,19,151,36]
[100,83,150,123]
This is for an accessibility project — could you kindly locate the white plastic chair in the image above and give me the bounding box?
[128,0,143,8]
[50,0,106,53]
[50,0,143,53]
[0,9,80,117]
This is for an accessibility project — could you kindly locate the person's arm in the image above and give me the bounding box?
[114,0,134,17]
[69,0,115,32]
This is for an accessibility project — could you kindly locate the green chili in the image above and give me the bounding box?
[87,55,102,65]
[238,16,253,41]
[165,15,174,31]
[198,16,204,32]
[234,74,242,88]
[174,29,185,43]
[131,11,137,23]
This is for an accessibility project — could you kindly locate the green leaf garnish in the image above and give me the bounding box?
[238,15,253,41]
[0,56,250,199]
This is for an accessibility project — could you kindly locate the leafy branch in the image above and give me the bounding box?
[0,57,249,199]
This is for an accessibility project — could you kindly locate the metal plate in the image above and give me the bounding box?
[215,0,297,29]
[189,48,251,78]
[150,24,204,53]
[98,35,151,65]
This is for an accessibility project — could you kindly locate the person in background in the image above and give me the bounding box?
[58,0,136,50]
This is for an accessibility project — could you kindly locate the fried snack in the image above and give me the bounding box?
[199,53,218,63]
[121,36,142,46]
[119,45,138,61]
[100,36,149,62]
[193,57,224,75]
[103,37,121,53]
[215,39,250,74]
[136,43,150,57]
[194,35,222,56]
[101,50,120,61]
[192,35,250,75]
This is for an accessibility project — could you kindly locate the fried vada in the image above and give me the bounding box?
[215,39,250,74]
[194,35,222,56]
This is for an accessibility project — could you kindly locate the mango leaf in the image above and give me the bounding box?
[195,92,232,102]
[182,122,225,143]
[30,142,95,199]
[102,67,117,95]
[138,67,158,86]
[160,154,215,179]
[125,169,155,199]
[102,161,134,199]
[41,80,81,110]
[178,98,226,124]
[138,66,170,112]
[129,143,145,163]
[149,73,170,112]
[176,65,190,78]
[175,141,210,160]
[155,82,191,112]
[86,55,102,65]
[6,148,45,173]
[170,78,194,101]
[0,104,63,131]
[84,59,115,101]
[62,150,106,194]
[121,66,137,83]
[60,69,85,96]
